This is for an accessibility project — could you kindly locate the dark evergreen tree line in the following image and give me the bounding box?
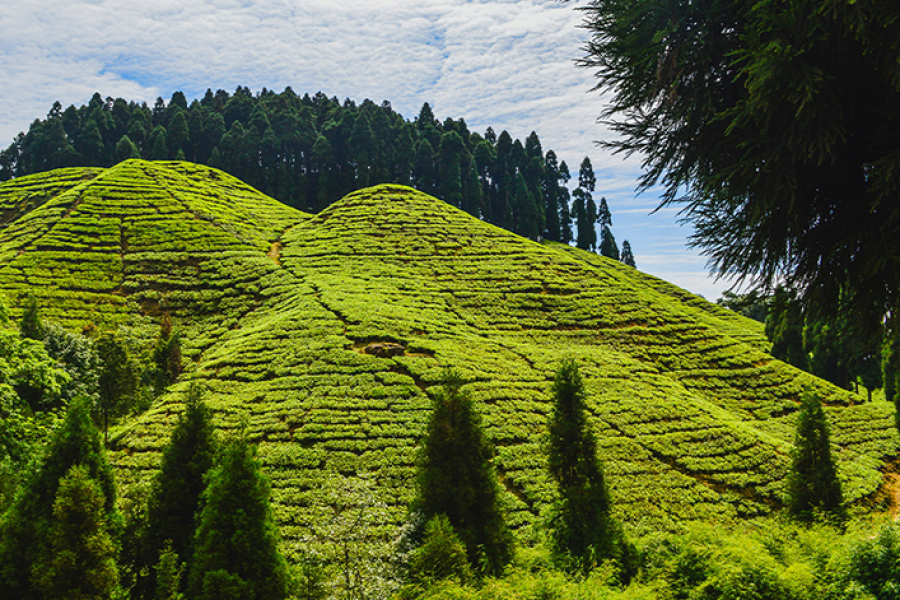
[0,88,633,260]
[764,288,884,401]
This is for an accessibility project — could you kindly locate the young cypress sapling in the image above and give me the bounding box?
[546,358,626,575]
[0,398,117,600]
[787,393,845,523]
[412,369,513,577]
[188,435,288,600]
[32,465,119,599]
[19,295,44,341]
[140,383,217,599]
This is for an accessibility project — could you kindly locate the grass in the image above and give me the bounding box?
[1,162,896,565]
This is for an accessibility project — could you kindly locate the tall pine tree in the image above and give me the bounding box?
[140,383,217,599]
[412,370,513,577]
[620,240,636,267]
[96,332,137,446]
[0,399,117,600]
[188,436,288,600]
[787,393,844,523]
[546,359,624,574]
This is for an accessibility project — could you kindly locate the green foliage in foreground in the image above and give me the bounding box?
[407,515,473,586]
[407,518,900,600]
[547,358,625,575]
[32,465,119,599]
[0,164,898,575]
[413,371,513,577]
[188,436,289,600]
[788,394,844,523]
[141,384,217,599]
[0,399,117,600]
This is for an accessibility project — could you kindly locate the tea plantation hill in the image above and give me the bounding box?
[0,160,897,563]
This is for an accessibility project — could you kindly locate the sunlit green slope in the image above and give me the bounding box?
[0,160,304,328]
[0,165,896,562]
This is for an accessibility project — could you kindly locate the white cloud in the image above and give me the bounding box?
[0,0,728,298]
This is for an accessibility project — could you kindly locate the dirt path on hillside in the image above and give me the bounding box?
[886,473,900,521]
[267,241,283,266]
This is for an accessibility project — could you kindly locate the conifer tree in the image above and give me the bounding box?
[546,359,623,574]
[115,134,141,163]
[32,465,119,599]
[413,370,513,577]
[150,126,168,161]
[408,514,472,585]
[573,192,590,251]
[596,197,611,229]
[620,240,636,267]
[599,227,620,260]
[787,393,844,523]
[96,332,137,446]
[587,197,599,251]
[543,150,562,242]
[154,542,185,600]
[0,399,117,600]
[141,384,217,599]
[516,172,539,240]
[19,294,44,340]
[188,436,288,600]
[559,160,573,244]
[152,315,182,391]
[578,157,596,196]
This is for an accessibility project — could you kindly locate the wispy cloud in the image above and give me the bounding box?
[0,0,729,299]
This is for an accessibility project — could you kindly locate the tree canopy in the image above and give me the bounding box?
[546,359,624,574]
[1,89,601,247]
[787,393,844,522]
[412,370,513,577]
[580,0,900,326]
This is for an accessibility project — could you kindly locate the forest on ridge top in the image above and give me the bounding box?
[0,88,634,264]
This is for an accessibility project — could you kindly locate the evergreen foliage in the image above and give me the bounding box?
[188,436,288,600]
[413,370,513,577]
[0,89,605,245]
[96,332,137,445]
[0,398,117,600]
[141,383,217,599]
[115,134,141,163]
[154,541,186,600]
[766,287,809,372]
[579,0,900,327]
[19,294,44,341]
[546,358,623,574]
[786,394,844,523]
[151,315,182,392]
[599,226,619,261]
[32,465,119,599]
[407,514,473,585]
[620,240,635,268]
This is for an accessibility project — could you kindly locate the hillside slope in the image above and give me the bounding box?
[0,162,896,561]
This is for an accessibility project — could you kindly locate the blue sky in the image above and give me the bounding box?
[0,0,738,299]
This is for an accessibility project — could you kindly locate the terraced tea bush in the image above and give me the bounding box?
[0,164,896,574]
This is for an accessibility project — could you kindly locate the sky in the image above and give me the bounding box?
[0,0,739,299]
